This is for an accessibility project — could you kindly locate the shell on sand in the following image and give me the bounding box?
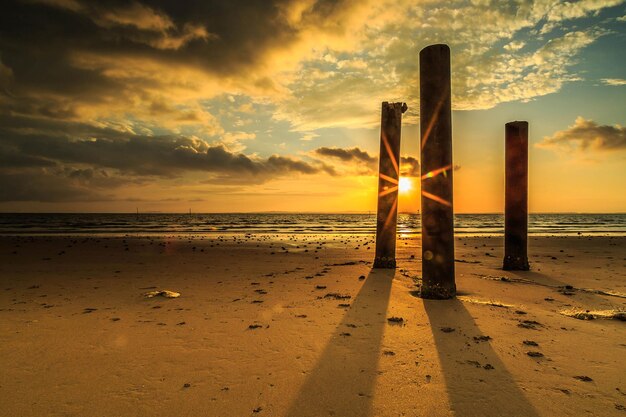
[144,290,181,298]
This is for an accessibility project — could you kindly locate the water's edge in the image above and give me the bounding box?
[0,213,624,236]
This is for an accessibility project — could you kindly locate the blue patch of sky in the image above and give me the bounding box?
[199,94,323,157]
[572,31,626,81]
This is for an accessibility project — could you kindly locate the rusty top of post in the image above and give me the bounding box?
[419,43,450,57]
[506,121,528,128]
[382,102,408,113]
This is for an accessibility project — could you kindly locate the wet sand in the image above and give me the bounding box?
[0,234,624,416]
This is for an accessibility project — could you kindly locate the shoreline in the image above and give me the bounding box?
[1,232,626,238]
[1,213,624,238]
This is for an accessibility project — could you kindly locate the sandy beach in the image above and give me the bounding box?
[0,234,624,417]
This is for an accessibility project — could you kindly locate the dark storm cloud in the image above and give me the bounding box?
[0,147,56,168]
[0,0,358,102]
[0,112,336,201]
[0,136,335,201]
[0,169,108,202]
[0,129,334,177]
[0,0,354,201]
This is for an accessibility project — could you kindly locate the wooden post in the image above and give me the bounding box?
[419,44,456,299]
[374,102,407,268]
[503,121,530,270]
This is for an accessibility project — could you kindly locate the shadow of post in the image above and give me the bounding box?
[285,269,395,417]
[424,299,541,417]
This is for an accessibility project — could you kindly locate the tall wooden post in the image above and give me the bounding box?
[374,102,407,269]
[503,121,530,270]
[419,44,456,299]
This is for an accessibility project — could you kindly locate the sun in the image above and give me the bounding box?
[399,177,412,193]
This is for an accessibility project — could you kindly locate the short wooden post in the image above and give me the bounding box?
[419,44,456,299]
[374,102,407,268]
[503,121,530,270]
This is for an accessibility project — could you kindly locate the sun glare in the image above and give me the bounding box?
[399,177,412,193]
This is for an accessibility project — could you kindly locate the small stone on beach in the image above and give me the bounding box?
[144,290,180,298]
[473,335,491,342]
[387,316,404,325]
[518,320,541,329]
[324,292,351,300]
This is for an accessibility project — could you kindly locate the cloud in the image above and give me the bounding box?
[1,0,397,138]
[503,40,526,51]
[313,146,378,176]
[0,168,110,202]
[400,156,420,177]
[314,146,421,177]
[537,116,626,154]
[274,1,618,129]
[601,78,626,86]
[30,0,216,50]
[314,146,376,164]
[91,2,176,32]
[0,146,56,168]
[546,0,624,23]
[220,131,257,152]
[299,132,319,141]
[0,0,622,207]
[1,0,620,135]
[452,29,608,110]
[1,132,333,178]
[0,57,13,92]
[0,111,339,201]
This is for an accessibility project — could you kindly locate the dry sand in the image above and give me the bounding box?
[0,234,624,417]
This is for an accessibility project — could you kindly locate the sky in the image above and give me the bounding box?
[0,0,624,213]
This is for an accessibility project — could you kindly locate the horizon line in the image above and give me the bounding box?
[1,211,624,215]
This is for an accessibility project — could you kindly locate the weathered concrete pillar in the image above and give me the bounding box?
[374,101,407,269]
[419,44,456,299]
[503,121,530,270]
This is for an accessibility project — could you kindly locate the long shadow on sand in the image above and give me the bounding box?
[285,268,395,417]
[424,298,541,417]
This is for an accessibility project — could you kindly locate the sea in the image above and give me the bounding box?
[0,213,624,236]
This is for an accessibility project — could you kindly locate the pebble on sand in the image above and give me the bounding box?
[144,290,181,298]
[387,316,405,325]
